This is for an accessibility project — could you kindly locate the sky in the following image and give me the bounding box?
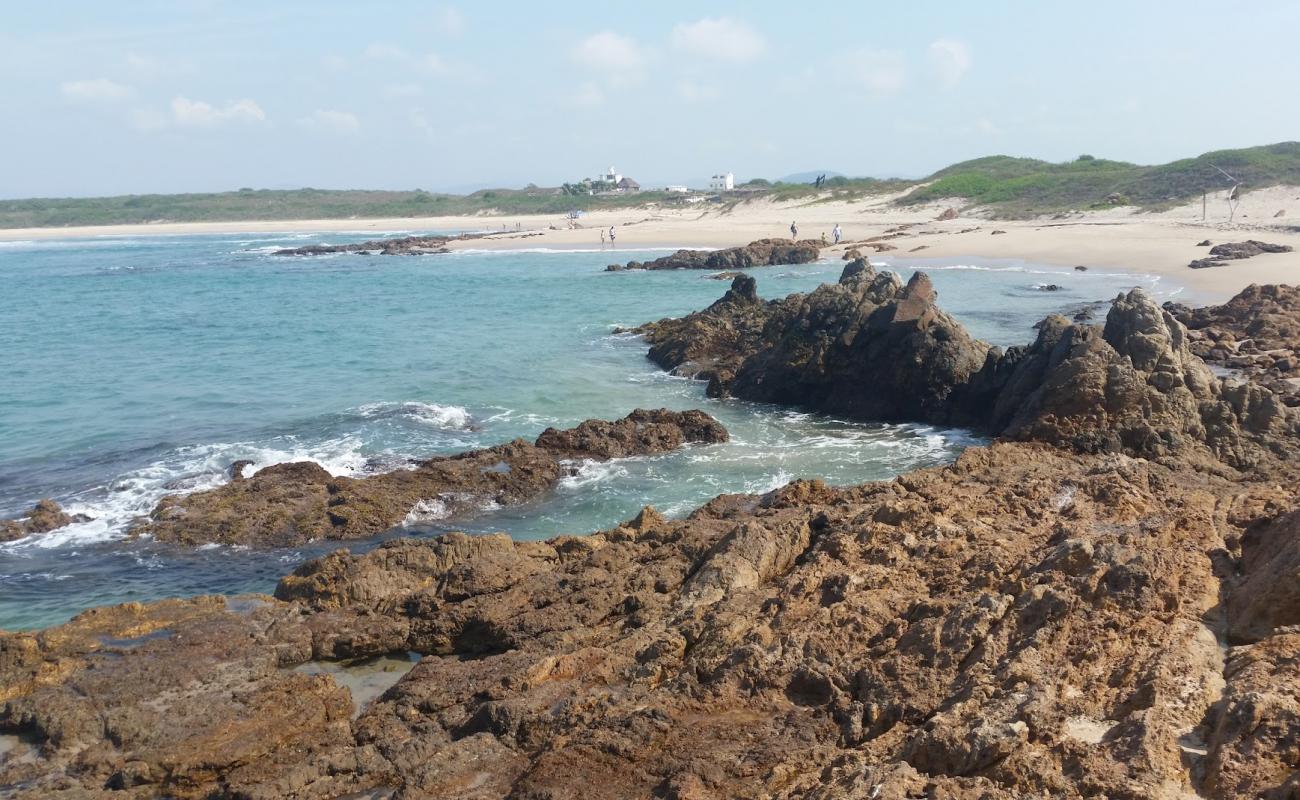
[3,0,1299,198]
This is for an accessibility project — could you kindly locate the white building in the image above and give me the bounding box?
[664,185,689,193]
[708,172,735,192]
[601,166,623,185]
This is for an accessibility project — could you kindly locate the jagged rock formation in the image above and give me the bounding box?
[6,440,1300,797]
[1168,283,1300,405]
[0,499,87,543]
[131,409,727,548]
[274,232,493,257]
[9,273,1300,796]
[605,238,821,271]
[634,263,1297,468]
[1189,240,1294,269]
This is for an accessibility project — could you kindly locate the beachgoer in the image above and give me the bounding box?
[832,223,842,244]
[790,221,798,239]
[821,232,828,245]
[601,229,606,247]
[609,226,616,245]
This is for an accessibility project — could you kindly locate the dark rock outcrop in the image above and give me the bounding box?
[1189,240,1293,269]
[0,499,88,543]
[274,232,494,257]
[606,238,821,272]
[131,409,727,547]
[634,268,1297,467]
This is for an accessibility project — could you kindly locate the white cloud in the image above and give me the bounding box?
[670,18,766,63]
[300,109,360,133]
[61,78,134,103]
[928,38,972,87]
[434,6,466,36]
[170,96,266,127]
[572,31,647,72]
[842,49,906,96]
[678,80,720,103]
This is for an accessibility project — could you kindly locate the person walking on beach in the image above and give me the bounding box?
[790,221,798,240]
[832,223,842,244]
[609,225,616,246]
[600,229,606,248]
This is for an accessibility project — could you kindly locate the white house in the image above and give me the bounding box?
[664,185,689,193]
[708,172,735,192]
[601,166,623,185]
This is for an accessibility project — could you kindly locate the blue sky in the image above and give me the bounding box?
[3,1,1298,197]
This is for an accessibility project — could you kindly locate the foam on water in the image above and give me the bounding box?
[0,238,1185,628]
[355,401,475,429]
[1,435,370,551]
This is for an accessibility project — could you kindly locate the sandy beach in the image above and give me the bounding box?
[4,185,1299,302]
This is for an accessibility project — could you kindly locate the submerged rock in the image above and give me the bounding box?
[131,409,727,548]
[606,238,821,272]
[0,499,89,543]
[274,232,495,256]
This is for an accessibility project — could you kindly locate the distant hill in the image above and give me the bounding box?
[899,142,1300,216]
[779,170,846,184]
[3,143,1298,228]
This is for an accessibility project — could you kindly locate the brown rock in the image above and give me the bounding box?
[0,499,88,543]
[607,238,821,272]
[132,409,727,547]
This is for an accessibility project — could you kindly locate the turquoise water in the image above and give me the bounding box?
[0,232,1179,629]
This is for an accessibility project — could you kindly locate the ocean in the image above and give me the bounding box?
[0,231,1180,629]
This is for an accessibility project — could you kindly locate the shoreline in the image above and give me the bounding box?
[3,192,1300,302]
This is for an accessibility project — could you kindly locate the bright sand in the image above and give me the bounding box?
[4,184,1299,302]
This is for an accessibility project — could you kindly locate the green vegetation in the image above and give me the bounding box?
[900,142,1300,217]
[0,186,684,229]
[3,142,1298,228]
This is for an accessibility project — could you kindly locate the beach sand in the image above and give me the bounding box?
[3,185,1298,302]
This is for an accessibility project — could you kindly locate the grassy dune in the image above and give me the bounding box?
[2,143,1297,228]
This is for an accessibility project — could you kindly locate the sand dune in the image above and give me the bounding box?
[4,186,1299,301]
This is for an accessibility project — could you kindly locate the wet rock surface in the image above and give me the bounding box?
[633,265,1297,468]
[131,409,727,548]
[0,500,87,543]
[605,238,821,271]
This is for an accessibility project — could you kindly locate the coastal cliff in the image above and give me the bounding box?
[5,281,1300,797]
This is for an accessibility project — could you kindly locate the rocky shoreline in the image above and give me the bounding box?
[273,232,497,257]
[130,409,728,548]
[5,271,1300,797]
[605,238,822,272]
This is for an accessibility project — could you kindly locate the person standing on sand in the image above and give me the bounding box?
[600,229,606,247]
[821,232,828,245]
[610,226,616,246]
[790,221,798,239]
[833,223,842,244]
